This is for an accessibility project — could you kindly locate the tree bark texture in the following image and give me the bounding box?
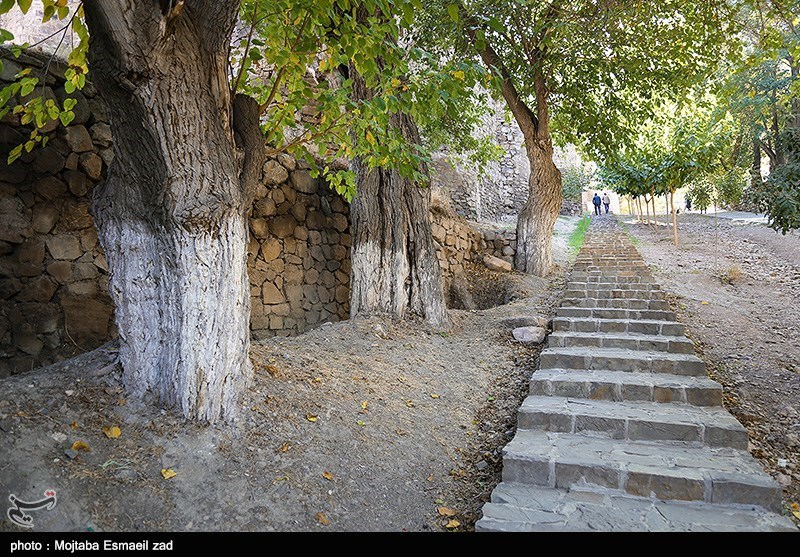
[348,70,449,329]
[84,1,265,422]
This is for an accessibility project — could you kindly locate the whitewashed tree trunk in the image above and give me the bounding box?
[349,69,448,329]
[84,1,264,422]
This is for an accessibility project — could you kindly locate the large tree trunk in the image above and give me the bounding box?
[84,1,264,422]
[516,140,562,275]
[348,71,448,329]
[513,74,562,276]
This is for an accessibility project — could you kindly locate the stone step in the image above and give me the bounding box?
[569,275,657,284]
[528,369,722,406]
[552,317,685,337]
[501,430,783,513]
[560,298,671,311]
[539,347,706,376]
[567,282,662,291]
[548,331,694,354]
[517,396,748,449]
[562,289,666,300]
[476,483,798,532]
[556,307,677,321]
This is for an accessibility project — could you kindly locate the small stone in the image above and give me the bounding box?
[51,432,67,443]
[483,254,512,272]
[512,326,547,344]
[290,170,317,194]
[263,160,289,185]
[0,418,11,432]
[79,152,103,180]
[63,449,79,460]
[476,460,488,471]
[785,433,799,447]
[775,473,792,488]
[65,125,94,152]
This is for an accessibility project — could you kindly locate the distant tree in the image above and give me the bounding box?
[414,0,733,276]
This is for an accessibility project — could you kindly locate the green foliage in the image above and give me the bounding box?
[232,0,493,200]
[751,129,800,233]
[561,165,594,203]
[0,0,89,163]
[414,1,736,161]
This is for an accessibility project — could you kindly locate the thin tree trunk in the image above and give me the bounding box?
[84,1,264,422]
[751,132,762,188]
[644,195,650,225]
[349,69,448,328]
[671,189,678,246]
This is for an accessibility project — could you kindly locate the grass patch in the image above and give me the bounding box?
[567,215,591,255]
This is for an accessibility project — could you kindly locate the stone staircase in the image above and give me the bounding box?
[476,217,798,532]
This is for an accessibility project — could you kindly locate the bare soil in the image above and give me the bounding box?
[3,212,798,534]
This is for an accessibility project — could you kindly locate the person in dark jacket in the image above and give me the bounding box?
[592,193,602,215]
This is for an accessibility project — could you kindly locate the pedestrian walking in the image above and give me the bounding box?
[592,192,602,215]
[602,192,611,214]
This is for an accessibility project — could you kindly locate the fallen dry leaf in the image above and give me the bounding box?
[405,399,415,408]
[313,377,322,383]
[361,401,368,410]
[70,421,78,430]
[793,511,800,520]
[102,426,121,439]
[701,301,709,305]
[437,507,457,517]
[265,364,280,376]
[356,420,366,427]
[322,471,334,481]
[445,519,460,529]
[277,442,290,453]
[395,428,408,436]
[315,512,330,526]
[71,440,90,452]
[306,413,318,422]
[427,474,434,482]
[430,394,440,399]
[161,468,177,480]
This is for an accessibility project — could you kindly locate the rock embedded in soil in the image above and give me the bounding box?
[511,326,547,344]
[483,255,513,272]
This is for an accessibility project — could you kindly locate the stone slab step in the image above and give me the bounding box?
[548,331,694,354]
[517,396,748,449]
[539,347,706,376]
[567,281,661,291]
[502,430,783,513]
[569,275,657,284]
[476,483,798,532]
[562,289,666,301]
[529,369,722,406]
[560,298,671,310]
[552,317,685,337]
[556,307,677,321]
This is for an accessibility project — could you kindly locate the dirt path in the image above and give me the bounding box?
[620,213,800,522]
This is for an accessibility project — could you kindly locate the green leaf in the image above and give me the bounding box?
[8,143,23,164]
[0,0,14,13]
[447,4,459,23]
[58,110,74,127]
[17,0,32,15]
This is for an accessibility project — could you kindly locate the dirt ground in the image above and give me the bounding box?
[3,211,799,534]
[0,220,576,534]
[620,212,800,522]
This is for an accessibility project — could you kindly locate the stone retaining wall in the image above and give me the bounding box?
[247,156,351,339]
[1,50,517,376]
[0,49,114,376]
